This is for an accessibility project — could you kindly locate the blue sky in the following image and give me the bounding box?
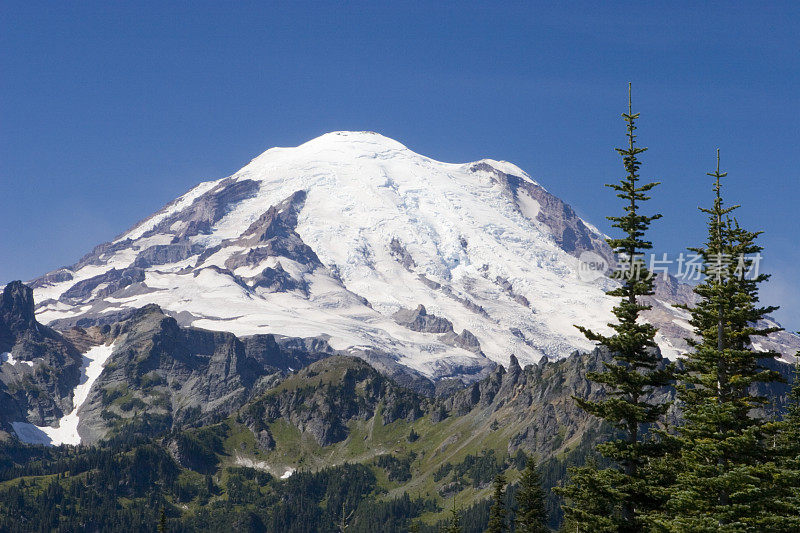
[1,1,798,331]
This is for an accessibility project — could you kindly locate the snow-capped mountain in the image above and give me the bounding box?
[27,132,799,378]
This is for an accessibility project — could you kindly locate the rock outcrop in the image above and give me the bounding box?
[241,356,428,447]
[0,281,83,427]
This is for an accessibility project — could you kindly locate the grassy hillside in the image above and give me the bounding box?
[0,352,613,531]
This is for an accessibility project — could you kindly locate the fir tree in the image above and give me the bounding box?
[779,354,800,508]
[515,457,548,533]
[486,472,508,533]
[158,507,167,533]
[557,84,675,532]
[557,459,618,533]
[656,151,786,531]
[760,351,800,531]
[442,496,462,533]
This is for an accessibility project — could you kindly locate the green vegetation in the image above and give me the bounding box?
[558,84,676,532]
[515,457,548,533]
[486,472,508,532]
[556,90,800,532]
[649,153,793,531]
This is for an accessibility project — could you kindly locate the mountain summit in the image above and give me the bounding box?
[28,132,799,378]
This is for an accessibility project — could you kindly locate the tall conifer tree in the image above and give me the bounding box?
[770,354,800,530]
[443,496,462,533]
[515,457,549,533]
[558,84,675,532]
[656,151,786,531]
[487,473,508,533]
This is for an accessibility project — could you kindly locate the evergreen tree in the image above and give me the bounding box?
[486,472,508,533]
[762,351,800,531]
[655,151,786,531]
[158,506,167,533]
[557,84,675,532]
[515,457,548,533]
[442,496,462,533]
[557,459,618,533]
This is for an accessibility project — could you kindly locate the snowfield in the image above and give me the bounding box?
[12,343,116,445]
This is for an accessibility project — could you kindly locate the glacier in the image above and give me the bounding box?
[27,132,800,378]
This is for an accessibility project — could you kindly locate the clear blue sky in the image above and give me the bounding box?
[1,1,798,331]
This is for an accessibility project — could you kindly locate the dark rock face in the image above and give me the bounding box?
[250,263,308,295]
[393,305,484,355]
[389,237,416,270]
[61,267,146,302]
[70,305,379,444]
[254,428,275,451]
[0,282,38,347]
[393,305,453,334]
[652,272,699,307]
[471,161,613,265]
[495,276,530,307]
[0,282,83,427]
[438,348,613,458]
[70,239,135,271]
[228,348,658,461]
[28,269,73,289]
[241,190,306,243]
[224,190,322,271]
[453,329,481,352]
[243,333,332,371]
[133,243,205,268]
[76,304,279,442]
[149,179,261,240]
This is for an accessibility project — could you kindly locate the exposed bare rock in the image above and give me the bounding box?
[471,161,613,265]
[133,243,204,268]
[148,178,261,239]
[389,237,416,270]
[0,282,83,427]
[241,356,427,446]
[249,263,308,295]
[393,305,453,334]
[28,269,73,288]
[652,272,699,307]
[495,276,530,307]
[61,267,146,302]
[254,428,275,451]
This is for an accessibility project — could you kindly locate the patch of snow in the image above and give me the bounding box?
[280,468,295,479]
[654,332,683,360]
[1,352,35,367]
[12,343,116,446]
[516,191,541,221]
